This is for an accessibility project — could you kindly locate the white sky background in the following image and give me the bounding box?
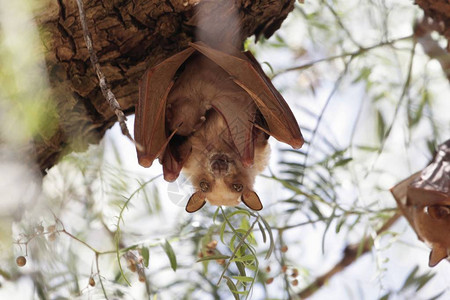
[1,0,450,299]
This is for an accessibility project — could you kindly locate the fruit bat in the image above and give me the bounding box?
[390,139,450,267]
[134,41,304,212]
[134,0,304,212]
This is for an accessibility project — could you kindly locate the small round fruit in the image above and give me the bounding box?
[16,256,27,267]
[89,277,95,287]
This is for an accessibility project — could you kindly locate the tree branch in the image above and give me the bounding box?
[75,0,139,149]
[273,35,413,77]
[298,212,401,299]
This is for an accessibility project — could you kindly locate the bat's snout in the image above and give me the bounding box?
[210,154,229,176]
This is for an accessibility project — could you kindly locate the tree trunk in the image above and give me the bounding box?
[415,0,450,51]
[32,0,295,174]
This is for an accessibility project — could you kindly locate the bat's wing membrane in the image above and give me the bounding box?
[189,42,304,149]
[162,138,192,182]
[390,171,421,229]
[135,48,196,167]
[212,97,256,167]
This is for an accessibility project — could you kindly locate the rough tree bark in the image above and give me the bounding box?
[32,0,296,174]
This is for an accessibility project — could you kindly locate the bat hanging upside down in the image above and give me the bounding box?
[135,42,304,212]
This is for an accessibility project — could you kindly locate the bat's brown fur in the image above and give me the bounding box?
[164,55,270,207]
[181,110,270,207]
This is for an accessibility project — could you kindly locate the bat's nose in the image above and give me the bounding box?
[211,159,228,176]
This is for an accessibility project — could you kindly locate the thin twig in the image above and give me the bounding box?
[323,0,362,48]
[300,56,354,184]
[95,253,109,300]
[114,175,161,286]
[75,0,141,150]
[364,40,416,179]
[297,212,401,299]
[273,35,413,78]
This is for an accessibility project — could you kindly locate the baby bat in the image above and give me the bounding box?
[391,139,450,267]
[134,42,304,212]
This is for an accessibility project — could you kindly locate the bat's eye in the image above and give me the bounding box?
[427,205,450,219]
[232,183,243,192]
[200,181,210,192]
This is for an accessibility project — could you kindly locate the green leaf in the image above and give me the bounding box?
[213,207,220,223]
[334,157,352,167]
[197,255,230,262]
[162,240,177,272]
[233,291,250,295]
[224,276,240,300]
[220,222,227,244]
[232,254,256,262]
[427,290,446,300]
[245,263,258,272]
[335,215,346,233]
[257,221,267,243]
[227,209,251,219]
[231,275,254,282]
[402,266,419,290]
[378,293,390,300]
[408,88,429,128]
[356,145,379,152]
[415,273,434,291]
[141,247,150,268]
[376,110,386,142]
[240,217,250,231]
[235,261,246,277]
[352,66,371,84]
[261,61,274,75]
[260,216,275,260]
[309,201,323,219]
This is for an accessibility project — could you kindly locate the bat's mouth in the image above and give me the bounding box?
[210,154,230,176]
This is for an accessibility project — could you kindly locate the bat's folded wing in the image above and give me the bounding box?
[390,171,421,229]
[212,97,256,167]
[135,48,196,167]
[189,42,304,149]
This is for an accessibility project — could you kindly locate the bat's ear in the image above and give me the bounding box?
[186,191,207,213]
[242,190,263,211]
[428,246,448,267]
